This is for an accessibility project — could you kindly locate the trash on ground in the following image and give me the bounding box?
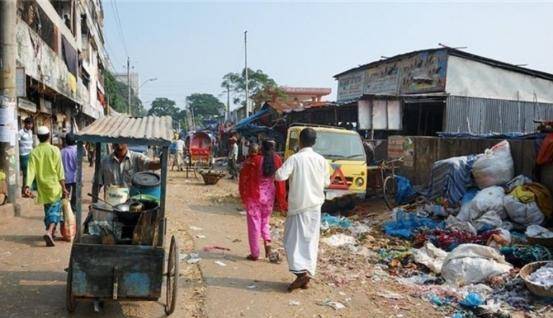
[525,224,553,238]
[247,284,256,289]
[441,244,512,286]
[195,234,206,239]
[472,140,514,189]
[181,252,201,264]
[411,241,447,273]
[203,245,231,252]
[189,226,203,231]
[321,233,356,247]
[318,299,346,310]
[288,300,300,306]
[214,260,227,267]
[321,213,352,230]
[377,290,405,300]
[528,262,553,288]
[459,292,484,308]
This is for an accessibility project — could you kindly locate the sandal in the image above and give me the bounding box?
[43,234,55,247]
[246,255,258,261]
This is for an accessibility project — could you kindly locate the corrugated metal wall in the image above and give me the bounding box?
[445,96,553,133]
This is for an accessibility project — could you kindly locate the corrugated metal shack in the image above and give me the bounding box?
[334,48,553,136]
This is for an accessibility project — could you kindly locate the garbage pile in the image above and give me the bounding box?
[316,140,553,317]
[379,140,553,316]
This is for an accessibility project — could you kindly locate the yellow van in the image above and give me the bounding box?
[284,125,367,201]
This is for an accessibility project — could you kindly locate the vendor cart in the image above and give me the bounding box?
[67,116,179,315]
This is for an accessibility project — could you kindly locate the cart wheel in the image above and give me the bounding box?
[383,175,398,210]
[165,235,179,315]
[66,263,76,312]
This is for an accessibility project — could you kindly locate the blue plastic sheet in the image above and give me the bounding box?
[321,213,352,229]
[395,175,416,205]
[459,292,484,308]
[383,210,444,239]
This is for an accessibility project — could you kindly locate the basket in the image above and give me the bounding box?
[199,170,226,185]
[519,261,553,297]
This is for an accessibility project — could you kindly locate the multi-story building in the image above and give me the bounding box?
[115,72,139,96]
[15,0,108,144]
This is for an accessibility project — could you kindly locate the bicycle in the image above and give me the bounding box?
[379,157,405,210]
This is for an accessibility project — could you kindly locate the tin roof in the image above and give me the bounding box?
[334,48,553,82]
[75,115,173,146]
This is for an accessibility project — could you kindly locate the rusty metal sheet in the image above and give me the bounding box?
[75,115,173,146]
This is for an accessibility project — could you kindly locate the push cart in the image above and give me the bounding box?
[66,115,179,315]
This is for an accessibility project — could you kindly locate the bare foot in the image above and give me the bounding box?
[287,275,310,292]
[246,255,258,261]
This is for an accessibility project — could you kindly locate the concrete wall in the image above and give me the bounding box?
[398,137,540,188]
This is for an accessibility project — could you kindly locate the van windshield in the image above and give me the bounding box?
[313,131,365,161]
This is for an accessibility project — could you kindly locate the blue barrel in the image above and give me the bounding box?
[130,172,161,200]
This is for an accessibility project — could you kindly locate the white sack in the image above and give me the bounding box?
[441,244,512,286]
[472,140,514,189]
[526,224,553,238]
[457,186,506,223]
[503,195,544,226]
[411,242,448,274]
[445,215,478,235]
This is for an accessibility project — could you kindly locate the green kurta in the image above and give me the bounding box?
[26,142,65,204]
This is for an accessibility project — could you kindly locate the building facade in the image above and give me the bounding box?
[15,0,108,144]
[334,48,553,136]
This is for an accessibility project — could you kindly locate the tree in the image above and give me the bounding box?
[186,93,225,121]
[147,97,179,117]
[103,70,145,116]
[221,68,279,109]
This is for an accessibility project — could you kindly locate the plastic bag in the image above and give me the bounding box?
[472,140,514,189]
[395,175,416,205]
[503,195,544,227]
[411,242,448,273]
[441,243,512,286]
[61,199,76,242]
[457,186,505,223]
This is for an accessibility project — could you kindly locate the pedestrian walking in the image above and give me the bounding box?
[275,128,330,291]
[18,117,36,193]
[61,133,78,212]
[23,126,68,247]
[228,137,238,179]
[176,138,185,171]
[239,141,287,261]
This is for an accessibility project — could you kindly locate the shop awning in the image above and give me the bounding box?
[234,106,273,131]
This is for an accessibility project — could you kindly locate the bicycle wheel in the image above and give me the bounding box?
[383,175,398,210]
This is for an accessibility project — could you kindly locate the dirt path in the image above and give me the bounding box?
[0,167,444,317]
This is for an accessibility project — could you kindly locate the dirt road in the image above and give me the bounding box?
[0,167,442,317]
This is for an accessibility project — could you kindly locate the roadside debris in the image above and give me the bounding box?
[318,299,346,310]
[214,260,227,267]
[288,300,301,306]
[321,233,356,247]
[181,253,201,264]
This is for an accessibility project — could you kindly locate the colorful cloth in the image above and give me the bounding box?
[424,155,477,206]
[61,145,78,184]
[246,200,273,258]
[284,207,321,276]
[536,133,553,165]
[26,142,64,204]
[43,199,62,228]
[239,154,287,211]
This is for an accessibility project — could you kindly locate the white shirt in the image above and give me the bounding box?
[176,139,185,152]
[18,128,35,156]
[229,143,238,160]
[275,147,330,215]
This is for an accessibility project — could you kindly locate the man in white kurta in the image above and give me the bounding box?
[275,128,330,291]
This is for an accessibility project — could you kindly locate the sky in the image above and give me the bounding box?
[102,1,553,110]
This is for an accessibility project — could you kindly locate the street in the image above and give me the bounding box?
[0,166,443,318]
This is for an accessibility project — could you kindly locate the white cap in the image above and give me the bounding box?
[37,126,50,135]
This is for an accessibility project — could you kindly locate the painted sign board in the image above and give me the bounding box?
[337,50,448,101]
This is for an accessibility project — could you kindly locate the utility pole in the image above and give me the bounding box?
[226,84,230,122]
[127,56,131,115]
[244,30,249,116]
[0,0,19,209]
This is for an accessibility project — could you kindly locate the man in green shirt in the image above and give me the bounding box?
[23,126,68,247]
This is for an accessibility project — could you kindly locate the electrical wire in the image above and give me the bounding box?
[110,0,129,57]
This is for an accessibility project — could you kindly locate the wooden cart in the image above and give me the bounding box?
[67,116,179,315]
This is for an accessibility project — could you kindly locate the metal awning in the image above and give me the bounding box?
[75,115,173,146]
